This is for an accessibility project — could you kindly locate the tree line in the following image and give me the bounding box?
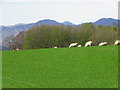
[3,23,118,50]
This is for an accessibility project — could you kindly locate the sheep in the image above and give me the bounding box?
[13,47,16,51]
[16,48,20,51]
[114,40,120,45]
[69,43,77,48]
[78,45,82,47]
[13,48,19,51]
[98,42,107,46]
[54,47,57,48]
[85,41,92,47]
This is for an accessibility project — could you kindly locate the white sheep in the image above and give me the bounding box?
[69,43,77,48]
[85,41,92,47]
[78,45,82,47]
[16,48,20,50]
[114,40,120,45]
[54,47,57,48]
[98,42,107,46]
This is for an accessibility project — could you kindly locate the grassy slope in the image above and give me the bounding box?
[2,46,118,88]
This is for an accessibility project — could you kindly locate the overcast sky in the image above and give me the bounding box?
[0,0,119,26]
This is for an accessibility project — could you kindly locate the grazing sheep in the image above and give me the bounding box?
[13,47,16,51]
[54,47,57,48]
[98,42,107,46]
[114,40,120,45]
[85,41,92,47]
[16,48,20,50]
[78,45,82,47]
[69,43,77,48]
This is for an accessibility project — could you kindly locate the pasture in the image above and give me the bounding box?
[2,46,118,88]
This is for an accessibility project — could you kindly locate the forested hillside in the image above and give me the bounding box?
[9,23,118,50]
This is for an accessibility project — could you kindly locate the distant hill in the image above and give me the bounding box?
[0,45,9,51]
[62,21,74,26]
[35,19,61,25]
[93,18,118,26]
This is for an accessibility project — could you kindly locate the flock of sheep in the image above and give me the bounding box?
[68,40,120,48]
[53,40,120,48]
[14,40,120,50]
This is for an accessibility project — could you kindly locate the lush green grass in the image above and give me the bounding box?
[2,46,118,88]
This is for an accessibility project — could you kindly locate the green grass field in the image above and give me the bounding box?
[2,46,118,88]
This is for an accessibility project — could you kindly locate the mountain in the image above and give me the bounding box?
[93,18,118,26]
[62,21,74,26]
[0,45,9,51]
[35,19,61,25]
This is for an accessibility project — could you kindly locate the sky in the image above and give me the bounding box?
[0,0,119,26]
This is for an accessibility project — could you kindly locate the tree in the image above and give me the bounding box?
[11,31,26,49]
[2,35,15,49]
[15,23,118,49]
